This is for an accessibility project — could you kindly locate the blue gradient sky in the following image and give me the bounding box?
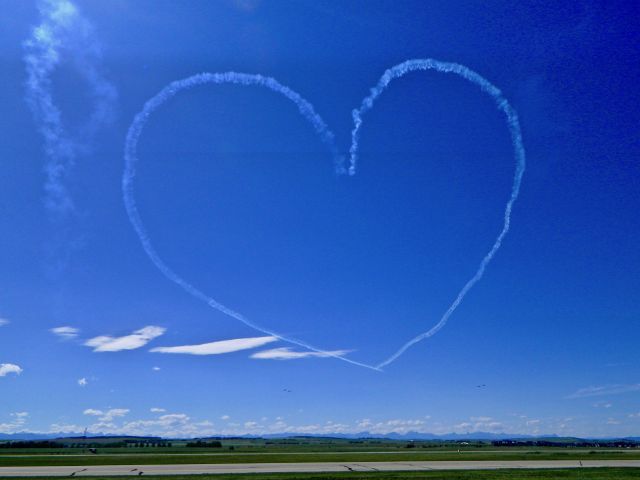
[1,0,639,437]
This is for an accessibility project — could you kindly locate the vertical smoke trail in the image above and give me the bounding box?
[348,59,526,369]
[24,0,117,217]
[124,72,379,371]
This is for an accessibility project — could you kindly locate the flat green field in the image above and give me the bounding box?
[1,449,640,467]
[3,438,639,468]
[2,468,640,479]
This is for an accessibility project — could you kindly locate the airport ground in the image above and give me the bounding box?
[2,449,640,467]
[0,467,640,479]
[2,438,640,477]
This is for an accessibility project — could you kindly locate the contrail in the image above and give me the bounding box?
[124,62,525,371]
[24,0,117,217]
[123,72,379,371]
[348,59,526,369]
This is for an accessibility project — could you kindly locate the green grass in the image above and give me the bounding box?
[1,449,640,467]
[1,468,640,479]
[2,438,636,456]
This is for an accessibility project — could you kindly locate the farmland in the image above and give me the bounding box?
[1,437,639,467]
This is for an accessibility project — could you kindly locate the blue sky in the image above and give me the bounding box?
[1,0,639,438]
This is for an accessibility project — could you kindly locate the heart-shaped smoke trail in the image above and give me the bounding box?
[123,73,380,371]
[124,61,526,371]
[350,60,526,370]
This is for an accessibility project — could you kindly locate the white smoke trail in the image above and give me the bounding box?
[124,61,525,371]
[123,72,379,371]
[349,59,526,369]
[24,0,117,217]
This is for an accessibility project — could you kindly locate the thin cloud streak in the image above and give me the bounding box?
[250,347,352,360]
[566,383,640,399]
[50,325,79,339]
[85,326,165,352]
[150,336,277,356]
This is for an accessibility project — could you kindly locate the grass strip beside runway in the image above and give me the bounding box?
[2,451,640,467]
[1,467,640,479]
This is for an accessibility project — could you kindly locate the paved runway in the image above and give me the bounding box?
[1,460,639,476]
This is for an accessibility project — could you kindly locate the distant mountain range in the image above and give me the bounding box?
[0,433,59,441]
[0,433,158,441]
[1,431,638,441]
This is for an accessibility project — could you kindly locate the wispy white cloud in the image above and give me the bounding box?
[77,377,88,386]
[470,416,493,423]
[108,413,215,437]
[220,415,230,421]
[50,325,79,339]
[150,336,276,356]
[85,326,165,352]
[369,419,427,433]
[566,383,640,399]
[107,409,130,421]
[152,366,161,371]
[24,0,117,217]
[49,423,84,434]
[0,318,9,327]
[0,364,23,377]
[150,408,165,413]
[48,413,213,437]
[250,347,351,360]
[0,412,29,433]
[453,416,503,433]
[83,408,129,422]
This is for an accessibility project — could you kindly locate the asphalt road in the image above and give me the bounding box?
[1,460,639,476]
